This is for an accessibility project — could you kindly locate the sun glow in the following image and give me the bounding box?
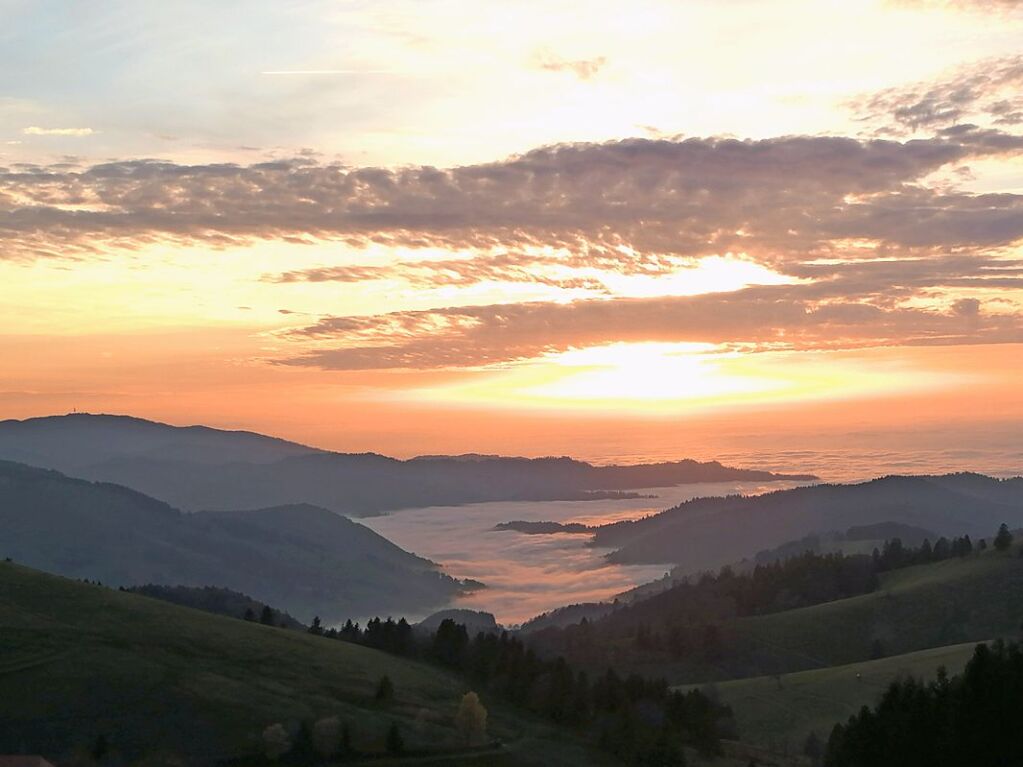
[403,342,971,414]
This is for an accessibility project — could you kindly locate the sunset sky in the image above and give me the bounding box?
[2,0,1022,462]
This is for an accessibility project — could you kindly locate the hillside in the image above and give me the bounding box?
[0,562,610,766]
[123,584,307,629]
[0,414,814,515]
[594,474,1023,570]
[0,460,471,622]
[606,544,1023,686]
[685,642,980,754]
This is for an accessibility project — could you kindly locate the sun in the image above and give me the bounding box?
[399,341,970,415]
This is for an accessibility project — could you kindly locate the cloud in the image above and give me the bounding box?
[268,251,622,292]
[22,126,96,137]
[274,253,1023,370]
[892,0,1023,12]
[4,130,1023,366]
[260,70,399,75]
[536,54,607,80]
[3,130,1023,263]
[852,55,1023,133]
[277,272,1023,370]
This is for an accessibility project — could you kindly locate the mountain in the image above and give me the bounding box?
[593,474,1023,569]
[417,608,501,635]
[0,562,601,766]
[0,412,319,469]
[0,413,815,515]
[0,460,472,622]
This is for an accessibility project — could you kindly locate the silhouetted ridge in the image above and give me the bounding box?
[594,473,1023,569]
[0,413,814,515]
[0,460,468,621]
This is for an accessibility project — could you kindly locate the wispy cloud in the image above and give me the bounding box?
[260,70,398,75]
[852,55,1023,133]
[278,268,1023,370]
[535,54,607,80]
[3,130,1022,263]
[22,126,96,137]
[2,129,1022,366]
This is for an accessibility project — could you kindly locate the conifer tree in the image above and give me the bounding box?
[994,523,1013,552]
[386,721,404,754]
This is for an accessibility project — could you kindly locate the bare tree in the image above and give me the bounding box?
[262,723,291,760]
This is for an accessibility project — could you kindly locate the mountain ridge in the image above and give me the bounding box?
[593,473,1023,570]
[0,459,471,622]
[0,413,815,515]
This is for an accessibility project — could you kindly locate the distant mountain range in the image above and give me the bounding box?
[0,414,815,515]
[0,460,473,622]
[593,473,1023,570]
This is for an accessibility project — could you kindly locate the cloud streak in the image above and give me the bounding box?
[4,130,1022,369]
[278,284,1023,371]
[853,55,1023,133]
[3,130,1022,262]
[22,126,96,137]
[536,54,607,80]
[277,252,1023,370]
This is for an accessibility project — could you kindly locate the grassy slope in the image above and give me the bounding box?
[631,547,1023,686]
[682,641,980,754]
[727,548,1023,674]
[0,562,604,766]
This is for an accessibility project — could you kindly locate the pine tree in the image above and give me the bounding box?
[259,605,275,626]
[386,721,404,754]
[919,538,933,562]
[92,733,109,762]
[375,674,395,703]
[308,615,323,635]
[803,730,822,766]
[994,523,1013,552]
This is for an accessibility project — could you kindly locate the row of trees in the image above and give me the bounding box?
[312,616,731,765]
[874,533,975,571]
[873,524,1015,572]
[261,717,396,762]
[531,524,1018,670]
[824,640,1023,767]
[259,690,487,763]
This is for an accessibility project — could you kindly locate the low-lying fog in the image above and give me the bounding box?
[361,480,806,626]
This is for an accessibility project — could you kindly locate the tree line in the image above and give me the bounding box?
[527,524,1016,672]
[307,616,732,766]
[824,640,1023,767]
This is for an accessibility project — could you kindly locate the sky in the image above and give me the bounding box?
[2,0,1022,463]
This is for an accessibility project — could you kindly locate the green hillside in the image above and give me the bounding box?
[683,641,981,754]
[0,562,604,766]
[718,547,1023,677]
[619,545,1023,686]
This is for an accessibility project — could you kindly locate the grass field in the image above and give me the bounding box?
[629,546,1023,686]
[680,641,981,755]
[0,562,606,766]
[726,548,1023,674]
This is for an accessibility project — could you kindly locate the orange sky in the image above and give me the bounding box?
[2,0,1022,467]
